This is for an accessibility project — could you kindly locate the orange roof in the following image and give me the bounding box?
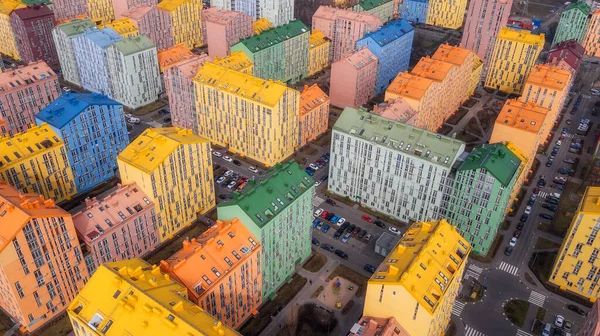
[431,44,473,67]
[410,57,453,82]
[496,99,549,133]
[525,64,571,91]
[386,72,433,100]
[373,98,417,123]
[343,48,378,70]
[172,54,211,79]
[157,44,195,72]
[160,218,260,301]
[0,182,68,253]
[300,84,329,116]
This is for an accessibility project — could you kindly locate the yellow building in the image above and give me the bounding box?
[364,219,471,336]
[583,10,600,57]
[504,141,529,204]
[212,51,254,75]
[426,0,468,29]
[117,128,214,242]
[194,62,299,167]
[550,187,600,301]
[86,0,115,24]
[67,258,239,336]
[484,27,545,94]
[521,64,572,122]
[0,123,76,202]
[99,18,139,38]
[158,0,204,49]
[308,30,330,76]
[253,17,273,35]
[0,0,25,60]
[471,57,483,94]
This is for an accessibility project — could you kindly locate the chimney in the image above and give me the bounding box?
[182,239,192,252]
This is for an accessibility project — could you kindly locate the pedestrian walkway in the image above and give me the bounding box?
[465,325,487,336]
[466,264,483,280]
[498,261,519,276]
[538,191,548,198]
[313,195,324,208]
[516,329,534,336]
[528,290,546,307]
[452,301,466,317]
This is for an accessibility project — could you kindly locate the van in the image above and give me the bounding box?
[126,116,140,124]
[550,192,561,199]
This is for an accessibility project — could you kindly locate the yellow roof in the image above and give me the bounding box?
[67,259,239,336]
[579,187,600,213]
[253,18,273,34]
[386,72,433,101]
[505,141,529,165]
[212,51,253,72]
[525,64,572,91]
[0,0,24,16]
[309,30,329,49]
[410,57,453,82]
[431,44,473,67]
[498,27,545,46]
[118,128,209,174]
[194,62,291,107]
[0,123,63,167]
[99,18,138,37]
[495,99,549,133]
[157,0,198,12]
[369,219,471,314]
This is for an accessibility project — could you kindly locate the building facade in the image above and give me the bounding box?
[231,19,309,84]
[299,84,329,148]
[194,63,299,167]
[257,0,294,27]
[217,162,314,298]
[52,18,95,86]
[160,218,262,328]
[363,219,471,336]
[552,1,590,46]
[117,128,215,242]
[124,6,173,50]
[353,0,394,23]
[67,259,239,336]
[308,30,330,76]
[159,0,204,49]
[400,0,428,24]
[52,0,87,22]
[112,0,157,19]
[328,107,466,223]
[0,123,77,202]
[356,19,414,94]
[547,40,584,74]
[212,51,254,74]
[210,0,256,20]
[202,8,253,58]
[580,301,600,336]
[329,48,378,108]
[157,43,195,73]
[425,0,468,29]
[71,183,159,275]
[0,182,88,333]
[35,93,129,193]
[86,0,115,24]
[520,64,571,121]
[583,10,600,57]
[10,4,58,65]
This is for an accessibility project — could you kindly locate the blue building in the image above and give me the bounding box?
[401,0,428,24]
[356,20,414,94]
[35,93,129,192]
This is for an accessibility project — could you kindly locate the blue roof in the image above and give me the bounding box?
[36,93,121,129]
[82,28,123,49]
[359,19,414,47]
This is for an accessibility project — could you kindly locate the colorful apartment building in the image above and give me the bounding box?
[86,0,115,24]
[157,43,195,73]
[202,8,252,58]
[257,0,294,27]
[553,1,590,46]
[52,0,87,22]
[165,54,210,131]
[549,187,600,301]
[329,48,378,108]
[112,0,157,19]
[10,4,58,65]
[349,316,410,336]
[99,18,139,38]
[363,219,471,336]
[160,218,262,328]
[484,27,544,94]
[158,0,204,49]
[312,6,383,62]
[426,0,468,29]
[356,19,414,94]
[0,123,76,201]
[52,18,95,86]
[581,301,600,336]
[123,6,171,50]
[401,0,428,24]
[253,17,273,34]
[35,93,129,192]
[0,182,88,333]
[117,128,215,242]
[584,10,600,57]
[432,44,482,96]
[299,84,329,148]
[217,162,314,298]
[194,63,299,166]
[548,40,584,76]
[67,259,239,336]
[0,0,25,60]
[212,51,254,74]
[446,143,522,255]
[210,0,256,20]
[329,107,466,223]
[353,0,394,23]
[461,0,512,78]
[372,97,418,124]
[308,30,330,76]
[72,183,158,275]
[231,19,309,84]
[0,61,61,136]
[520,64,572,121]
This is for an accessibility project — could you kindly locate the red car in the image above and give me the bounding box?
[321,211,329,219]
[513,230,521,238]
[362,215,373,223]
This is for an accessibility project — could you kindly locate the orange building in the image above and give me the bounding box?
[520,64,572,122]
[299,84,329,148]
[0,182,88,333]
[432,44,482,97]
[349,316,410,336]
[160,218,262,329]
[157,43,197,73]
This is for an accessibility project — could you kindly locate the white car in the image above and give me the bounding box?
[337,218,346,226]
[509,237,518,247]
[524,206,532,215]
[126,116,140,124]
[224,170,233,177]
[216,176,225,184]
[556,140,562,146]
[63,86,71,92]
[555,315,564,328]
[248,166,259,173]
[389,227,401,235]
[223,156,233,162]
[315,181,321,187]
[227,181,236,189]
[309,163,319,170]
[212,151,222,158]
[314,208,324,217]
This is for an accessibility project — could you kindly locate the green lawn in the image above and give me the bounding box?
[535,237,561,250]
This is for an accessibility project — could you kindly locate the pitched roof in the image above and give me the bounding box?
[458,143,522,186]
[35,93,121,129]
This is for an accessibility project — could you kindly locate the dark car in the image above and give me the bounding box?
[564,158,575,164]
[520,214,529,222]
[321,244,335,252]
[358,229,367,239]
[513,230,521,238]
[540,213,554,220]
[163,117,172,123]
[505,246,513,256]
[542,204,557,212]
[334,228,344,239]
[528,199,535,207]
[320,175,328,181]
[158,109,170,116]
[552,184,565,190]
[325,198,336,206]
[558,168,573,175]
[517,222,525,230]
[233,159,242,166]
[340,222,350,231]
[326,213,336,221]
[374,220,385,228]
[334,249,348,260]
[567,304,586,315]
[346,224,356,233]
[546,160,553,167]
[546,198,559,205]
[537,179,546,187]
[364,264,376,274]
[352,226,361,235]
[311,237,320,246]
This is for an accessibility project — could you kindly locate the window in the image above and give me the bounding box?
[101,320,113,333]
[113,290,121,299]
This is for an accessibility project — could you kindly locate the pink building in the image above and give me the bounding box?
[202,8,253,58]
[349,316,410,336]
[461,0,512,78]
[312,6,383,62]
[0,61,61,136]
[165,54,211,131]
[113,0,157,20]
[71,183,159,275]
[52,0,87,22]
[580,301,600,336]
[10,4,58,66]
[124,5,173,50]
[372,97,418,124]
[329,48,378,108]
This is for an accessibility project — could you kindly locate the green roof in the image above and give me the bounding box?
[359,0,393,11]
[57,18,95,37]
[333,107,466,168]
[21,0,50,5]
[114,35,155,55]
[233,19,309,53]
[218,161,314,228]
[566,1,590,14]
[458,143,522,187]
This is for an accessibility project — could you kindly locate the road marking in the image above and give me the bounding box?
[313,195,324,208]
[528,290,546,307]
[538,191,547,198]
[465,325,487,336]
[452,300,466,317]
[498,261,519,276]
[516,329,534,336]
[465,264,483,280]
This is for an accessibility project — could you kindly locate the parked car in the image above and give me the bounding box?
[321,224,330,233]
[513,230,521,238]
[537,179,546,187]
[325,213,335,221]
[330,215,340,223]
[540,213,554,220]
[346,224,356,233]
[158,109,169,116]
[509,237,517,247]
[321,244,335,252]
[555,315,564,328]
[163,117,172,123]
[335,249,349,260]
[365,233,372,241]
[305,169,314,176]
[542,204,557,212]
[517,222,525,230]
[546,160,554,167]
[567,304,586,315]
[358,230,367,239]
[213,151,223,158]
[552,184,565,190]
[389,226,401,235]
[309,163,319,170]
[364,264,376,274]
[505,246,513,256]
[341,233,351,243]
[320,211,329,219]
[320,175,329,181]
[312,218,321,228]
[340,222,350,231]
[227,181,236,189]
[564,321,572,332]
[334,229,344,239]
[546,198,559,205]
[314,209,324,217]
[542,323,551,336]
[374,220,385,228]
[337,217,346,226]
[233,159,242,166]
[351,226,361,235]
[362,214,373,223]
[524,206,532,214]
[564,158,575,164]
[249,166,259,173]
[216,176,225,184]
[316,221,324,230]
[311,237,320,246]
[325,198,336,206]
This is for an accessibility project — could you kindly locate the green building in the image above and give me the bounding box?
[230,19,309,84]
[353,0,395,23]
[552,2,591,46]
[445,143,523,255]
[217,162,314,298]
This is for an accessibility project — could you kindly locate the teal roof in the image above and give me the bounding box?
[359,0,393,11]
[458,143,522,187]
[57,18,95,37]
[233,19,309,53]
[565,1,590,14]
[218,162,314,228]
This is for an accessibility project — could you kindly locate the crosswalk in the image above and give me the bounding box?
[528,290,546,307]
[498,261,519,275]
[465,325,487,336]
[516,329,534,336]
[312,195,324,208]
[563,133,575,139]
[465,264,483,280]
[538,191,548,198]
[452,301,466,317]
